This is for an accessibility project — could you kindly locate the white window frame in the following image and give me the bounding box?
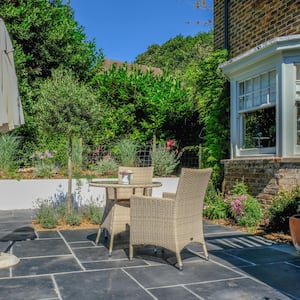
[237,70,276,155]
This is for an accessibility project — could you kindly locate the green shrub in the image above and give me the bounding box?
[34,199,58,229]
[81,200,103,224]
[235,196,263,227]
[30,149,58,178]
[204,182,229,219]
[91,157,118,176]
[151,144,180,176]
[265,187,300,233]
[226,181,263,228]
[0,134,20,175]
[112,138,139,167]
[65,212,81,226]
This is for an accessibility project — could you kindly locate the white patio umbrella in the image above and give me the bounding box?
[0,17,24,133]
[0,17,24,269]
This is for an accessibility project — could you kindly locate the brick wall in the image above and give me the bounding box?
[214,0,300,57]
[222,158,300,208]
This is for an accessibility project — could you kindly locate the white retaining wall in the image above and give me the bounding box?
[0,178,179,210]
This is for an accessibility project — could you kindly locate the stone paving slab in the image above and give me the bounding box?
[0,210,299,300]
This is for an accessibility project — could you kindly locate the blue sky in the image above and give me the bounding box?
[69,0,213,63]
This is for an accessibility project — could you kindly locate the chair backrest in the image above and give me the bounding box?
[174,168,212,220]
[112,166,154,199]
[118,166,153,184]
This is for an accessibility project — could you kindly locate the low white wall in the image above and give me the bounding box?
[0,177,179,210]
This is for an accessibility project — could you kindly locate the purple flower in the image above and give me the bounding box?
[45,150,53,158]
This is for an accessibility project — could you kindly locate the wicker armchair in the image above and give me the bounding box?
[96,166,154,255]
[129,167,212,270]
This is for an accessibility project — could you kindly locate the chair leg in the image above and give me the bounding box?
[175,251,183,271]
[129,244,133,260]
[202,242,209,260]
[108,233,114,256]
[95,226,101,245]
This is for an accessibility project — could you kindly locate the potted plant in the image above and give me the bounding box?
[289,206,300,253]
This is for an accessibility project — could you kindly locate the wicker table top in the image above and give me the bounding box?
[89,180,162,189]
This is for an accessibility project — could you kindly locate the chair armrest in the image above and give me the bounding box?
[162,192,176,199]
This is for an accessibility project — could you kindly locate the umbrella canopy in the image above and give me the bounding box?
[0,17,24,133]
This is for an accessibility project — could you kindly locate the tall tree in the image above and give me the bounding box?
[91,64,194,146]
[0,0,103,151]
[34,67,101,212]
[135,31,213,73]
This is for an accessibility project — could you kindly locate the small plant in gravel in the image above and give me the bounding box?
[81,199,103,224]
[34,199,59,229]
[33,197,103,229]
[65,211,81,226]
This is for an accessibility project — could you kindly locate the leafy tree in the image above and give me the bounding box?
[91,64,194,146]
[34,67,101,212]
[190,49,229,185]
[135,31,213,74]
[0,0,103,155]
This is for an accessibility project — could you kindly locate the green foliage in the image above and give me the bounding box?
[185,49,229,186]
[91,64,193,145]
[34,198,103,228]
[204,182,228,219]
[34,199,58,229]
[226,181,263,228]
[135,32,213,74]
[0,134,20,175]
[91,157,118,176]
[112,138,139,167]
[204,180,263,229]
[265,187,300,233]
[0,0,103,150]
[35,67,100,141]
[151,143,180,176]
[30,149,57,178]
[235,196,263,227]
[65,211,81,226]
[72,137,83,174]
[82,200,103,224]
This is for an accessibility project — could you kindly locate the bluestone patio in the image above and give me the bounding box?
[0,209,300,300]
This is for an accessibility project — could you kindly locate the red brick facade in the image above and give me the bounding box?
[222,158,300,208]
[215,0,300,203]
[214,0,300,56]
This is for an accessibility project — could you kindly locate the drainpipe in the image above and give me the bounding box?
[224,0,229,50]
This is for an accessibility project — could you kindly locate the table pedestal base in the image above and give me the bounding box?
[0,252,20,269]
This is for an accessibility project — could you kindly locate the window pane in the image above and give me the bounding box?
[239,82,244,109]
[243,107,276,148]
[296,65,300,81]
[261,73,268,88]
[261,88,268,104]
[269,70,276,103]
[245,79,252,92]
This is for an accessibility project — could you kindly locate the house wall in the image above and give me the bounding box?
[214,0,300,57]
[222,158,300,208]
[215,1,300,202]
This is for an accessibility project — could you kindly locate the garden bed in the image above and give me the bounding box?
[32,217,99,231]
